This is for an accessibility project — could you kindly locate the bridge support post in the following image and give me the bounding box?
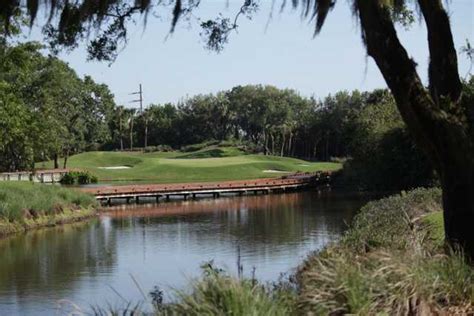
[135,196,139,204]
[166,195,170,201]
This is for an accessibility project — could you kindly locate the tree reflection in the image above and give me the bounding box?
[0,218,117,297]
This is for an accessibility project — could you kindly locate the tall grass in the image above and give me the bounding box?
[298,188,474,315]
[161,263,296,316]
[0,182,97,222]
[91,263,297,316]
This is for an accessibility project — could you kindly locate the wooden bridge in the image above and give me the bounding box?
[79,172,331,205]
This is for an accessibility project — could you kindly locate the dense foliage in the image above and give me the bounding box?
[0,41,115,171]
[126,87,411,160]
[60,171,98,185]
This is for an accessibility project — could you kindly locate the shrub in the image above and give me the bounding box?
[144,145,174,153]
[341,187,442,252]
[60,171,98,185]
[180,140,220,152]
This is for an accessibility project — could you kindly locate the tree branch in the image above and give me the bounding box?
[417,0,462,105]
[355,0,443,169]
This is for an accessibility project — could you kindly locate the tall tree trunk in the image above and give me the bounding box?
[263,131,269,155]
[356,0,473,257]
[271,134,275,155]
[280,133,286,157]
[130,117,134,151]
[144,117,148,149]
[325,133,329,161]
[53,153,59,169]
[441,167,474,256]
[63,150,69,169]
[119,111,123,151]
[288,133,293,157]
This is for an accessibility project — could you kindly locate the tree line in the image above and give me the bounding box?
[117,86,413,159]
[4,41,473,191]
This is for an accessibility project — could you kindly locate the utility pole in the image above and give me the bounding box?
[129,84,145,150]
[130,84,143,112]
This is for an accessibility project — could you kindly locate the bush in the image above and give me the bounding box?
[180,140,221,152]
[60,171,98,185]
[342,187,442,252]
[143,145,174,153]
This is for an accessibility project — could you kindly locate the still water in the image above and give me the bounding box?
[0,190,370,315]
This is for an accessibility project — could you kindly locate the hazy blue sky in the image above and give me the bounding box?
[32,1,473,107]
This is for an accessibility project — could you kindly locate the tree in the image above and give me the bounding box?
[347,95,434,190]
[0,82,34,171]
[2,0,472,256]
[0,41,117,168]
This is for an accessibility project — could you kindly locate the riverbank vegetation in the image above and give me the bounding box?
[0,182,97,236]
[298,188,473,315]
[95,188,473,315]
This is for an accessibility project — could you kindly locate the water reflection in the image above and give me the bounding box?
[0,190,369,315]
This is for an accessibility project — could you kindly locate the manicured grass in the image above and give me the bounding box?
[36,147,341,183]
[422,211,445,247]
[0,182,97,236]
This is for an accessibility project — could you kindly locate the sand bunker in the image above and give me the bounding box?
[262,169,291,173]
[97,166,131,170]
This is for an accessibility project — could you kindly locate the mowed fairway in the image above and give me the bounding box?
[37,147,341,184]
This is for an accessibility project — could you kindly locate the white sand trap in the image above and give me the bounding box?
[262,169,291,173]
[299,164,310,166]
[98,166,131,170]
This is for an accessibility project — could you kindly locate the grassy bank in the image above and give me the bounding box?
[36,146,341,183]
[0,182,97,236]
[298,188,473,315]
[93,188,474,315]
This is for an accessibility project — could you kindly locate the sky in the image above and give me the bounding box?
[29,0,474,107]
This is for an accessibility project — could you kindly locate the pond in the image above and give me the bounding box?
[0,190,371,315]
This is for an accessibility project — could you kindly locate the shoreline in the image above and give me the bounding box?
[0,208,97,238]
